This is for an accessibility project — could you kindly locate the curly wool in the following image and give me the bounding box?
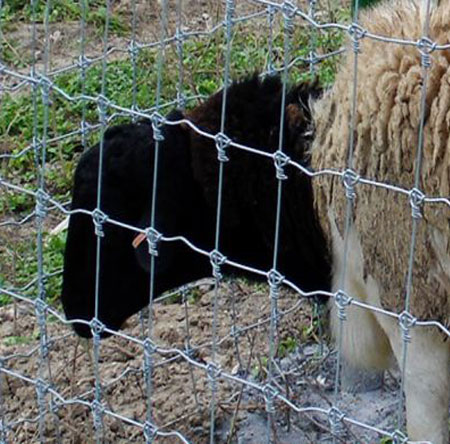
[311,0,450,325]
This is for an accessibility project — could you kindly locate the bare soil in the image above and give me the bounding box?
[0,281,315,443]
[0,280,400,444]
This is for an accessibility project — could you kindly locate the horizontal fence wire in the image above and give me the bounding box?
[0,0,449,443]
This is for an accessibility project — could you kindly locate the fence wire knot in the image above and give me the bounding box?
[309,51,318,66]
[230,325,241,339]
[92,400,105,431]
[34,298,48,317]
[32,136,43,157]
[28,67,39,87]
[334,290,353,321]
[327,406,345,434]
[267,269,285,301]
[90,318,106,336]
[391,429,409,444]
[398,310,416,343]
[342,168,359,201]
[35,378,49,399]
[267,4,276,19]
[127,40,141,58]
[145,227,162,256]
[143,340,155,378]
[214,132,231,162]
[175,28,185,44]
[77,55,92,69]
[417,37,436,68]
[38,75,52,105]
[262,383,279,413]
[143,337,157,356]
[225,0,236,24]
[49,399,60,415]
[184,344,194,358]
[176,91,186,110]
[210,249,227,281]
[143,421,158,442]
[80,120,91,140]
[273,150,291,180]
[348,23,367,53]
[206,361,221,382]
[35,189,49,220]
[282,2,296,19]
[282,1,296,33]
[96,94,110,121]
[151,112,165,142]
[409,187,425,219]
[92,208,108,237]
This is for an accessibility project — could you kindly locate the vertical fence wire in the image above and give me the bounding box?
[182,286,201,410]
[0,2,7,439]
[130,0,139,122]
[31,0,52,440]
[143,1,168,439]
[208,2,235,441]
[176,0,186,111]
[0,4,6,422]
[265,3,296,442]
[0,358,4,444]
[266,4,275,75]
[330,0,362,440]
[91,0,113,440]
[79,0,89,149]
[396,0,433,433]
[308,0,317,77]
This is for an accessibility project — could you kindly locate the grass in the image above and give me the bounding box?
[0,2,350,306]
[1,0,129,34]
[0,231,66,305]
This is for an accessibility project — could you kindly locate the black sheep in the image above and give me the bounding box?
[61,75,331,338]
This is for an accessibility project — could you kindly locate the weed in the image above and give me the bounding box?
[3,335,33,346]
[278,336,297,358]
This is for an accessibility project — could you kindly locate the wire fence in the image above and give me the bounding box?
[0,0,449,443]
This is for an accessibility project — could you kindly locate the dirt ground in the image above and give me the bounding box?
[0,280,401,444]
[0,281,309,443]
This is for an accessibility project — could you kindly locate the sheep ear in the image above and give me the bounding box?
[286,103,306,131]
[165,109,185,124]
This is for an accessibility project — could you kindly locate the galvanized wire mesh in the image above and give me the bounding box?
[0,0,449,443]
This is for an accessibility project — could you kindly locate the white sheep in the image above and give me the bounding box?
[311,0,450,442]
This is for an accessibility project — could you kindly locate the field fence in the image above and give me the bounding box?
[1,0,450,443]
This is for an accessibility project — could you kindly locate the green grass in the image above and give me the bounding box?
[1,0,129,35]
[0,231,66,305]
[0,7,349,305]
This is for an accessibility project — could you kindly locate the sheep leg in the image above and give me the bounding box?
[378,315,450,444]
[329,220,393,391]
[398,328,449,444]
[329,299,391,392]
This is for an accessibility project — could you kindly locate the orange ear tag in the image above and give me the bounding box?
[132,232,147,249]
